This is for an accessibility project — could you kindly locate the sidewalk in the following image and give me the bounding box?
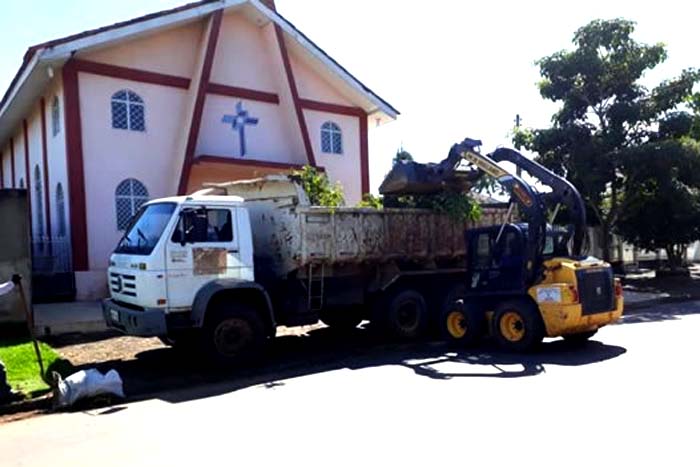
[33,301,107,337]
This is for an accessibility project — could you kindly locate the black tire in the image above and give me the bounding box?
[439,298,484,346]
[380,289,429,340]
[492,299,544,352]
[202,304,266,366]
[432,283,466,333]
[320,308,363,331]
[562,329,598,345]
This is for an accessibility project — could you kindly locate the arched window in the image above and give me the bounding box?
[51,96,61,137]
[34,165,44,238]
[321,121,342,154]
[115,178,149,230]
[111,90,145,132]
[56,182,66,237]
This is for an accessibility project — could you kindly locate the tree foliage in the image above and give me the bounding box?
[618,139,700,268]
[292,166,344,207]
[390,191,482,222]
[515,18,700,261]
[357,193,384,209]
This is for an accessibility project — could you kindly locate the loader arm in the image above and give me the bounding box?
[489,148,587,256]
[454,142,547,286]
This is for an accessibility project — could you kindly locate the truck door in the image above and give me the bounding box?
[165,206,243,310]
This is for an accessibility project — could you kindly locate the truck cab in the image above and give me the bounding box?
[103,195,261,339]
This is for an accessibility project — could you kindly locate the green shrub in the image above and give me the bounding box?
[292,166,344,207]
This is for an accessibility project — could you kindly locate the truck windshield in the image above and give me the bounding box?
[115,203,176,256]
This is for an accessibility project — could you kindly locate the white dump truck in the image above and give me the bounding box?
[102,176,506,364]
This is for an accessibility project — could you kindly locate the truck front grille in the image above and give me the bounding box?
[576,268,615,315]
[110,272,137,297]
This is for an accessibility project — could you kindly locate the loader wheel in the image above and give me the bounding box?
[493,300,544,352]
[562,329,598,345]
[382,289,428,340]
[203,305,266,366]
[440,299,484,346]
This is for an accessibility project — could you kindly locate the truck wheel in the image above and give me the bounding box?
[320,308,363,332]
[203,305,266,366]
[493,300,544,352]
[562,329,598,345]
[440,299,484,346]
[383,289,428,340]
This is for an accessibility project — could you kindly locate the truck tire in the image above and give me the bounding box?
[439,299,484,346]
[492,299,544,352]
[381,289,428,340]
[202,304,266,366]
[320,308,363,332]
[562,329,598,345]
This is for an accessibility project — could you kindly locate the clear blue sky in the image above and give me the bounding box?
[0,0,697,192]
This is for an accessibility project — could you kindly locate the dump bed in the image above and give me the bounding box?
[201,176,507,277]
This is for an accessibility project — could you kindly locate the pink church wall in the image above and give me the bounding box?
[196,95,306,165]
[210,12,278,93]
[25,107,44,237]
[13,132,24,188]
[290,55,354,106]
[80,21,204,78]
[1,146,10,187]
[259,22,307,162]
[44,78,71,241]
[77,73,189,295]
[304,109,362,205]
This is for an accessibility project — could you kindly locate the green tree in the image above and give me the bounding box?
[291,166,344,207]
[618,139,700,269]
[515,18,700,260]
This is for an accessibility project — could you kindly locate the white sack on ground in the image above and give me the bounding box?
[0,281,15,297]
[55,369,125,408]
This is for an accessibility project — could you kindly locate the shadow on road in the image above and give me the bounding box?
[73,326,626,407]
[618,300,700,325]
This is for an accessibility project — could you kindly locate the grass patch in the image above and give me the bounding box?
[0,338,73,398]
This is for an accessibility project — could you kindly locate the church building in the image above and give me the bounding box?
[0,0,398,300]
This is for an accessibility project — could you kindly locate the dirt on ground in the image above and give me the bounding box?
[50,324,324,370]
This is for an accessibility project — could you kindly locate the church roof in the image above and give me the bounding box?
[0,0,398,142]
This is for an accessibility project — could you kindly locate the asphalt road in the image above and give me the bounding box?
[2,302,700,466]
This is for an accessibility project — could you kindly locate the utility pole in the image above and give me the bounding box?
[514,114,523,177]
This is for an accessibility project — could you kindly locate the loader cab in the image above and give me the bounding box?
[466,224,570,294]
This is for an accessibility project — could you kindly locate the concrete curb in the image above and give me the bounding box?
[0,394,51,419]
[34,320,108,338]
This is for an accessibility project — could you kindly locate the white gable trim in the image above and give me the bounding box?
[41,0,246,61]
[250,0,398,119]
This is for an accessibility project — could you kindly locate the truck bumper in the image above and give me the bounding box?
[102,299,167,337]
